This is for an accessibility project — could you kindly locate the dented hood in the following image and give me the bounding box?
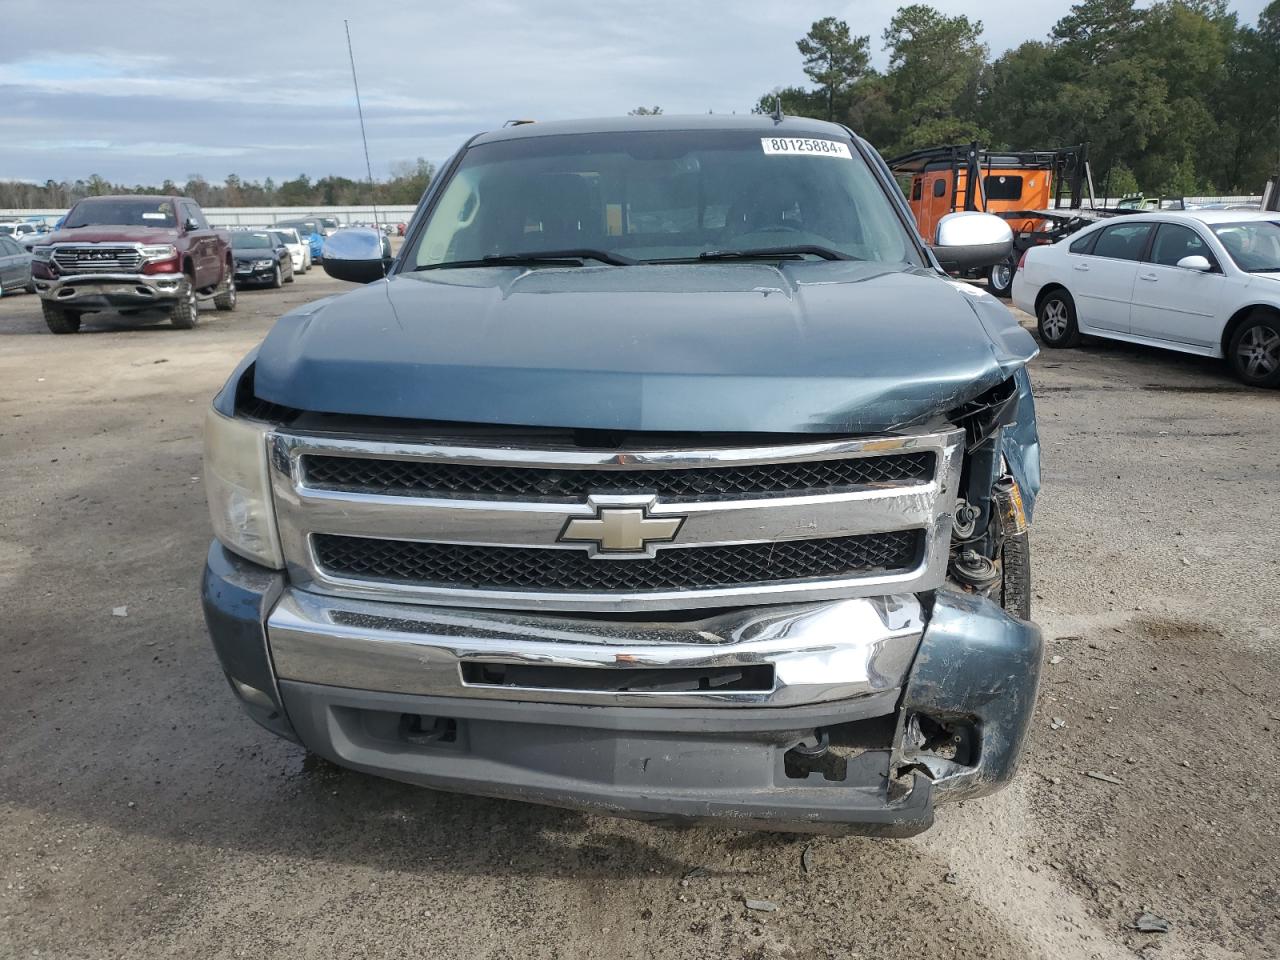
[253,261,1037,434]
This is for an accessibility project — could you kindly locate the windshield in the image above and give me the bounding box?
[319,218,338,229]
[269,231,294,245]
[0,224,13,236]
[232,232,275,250]
[64,198,177,228]
[408,130,920,268]
[1212,221,1280,273]
[279,221,316,236]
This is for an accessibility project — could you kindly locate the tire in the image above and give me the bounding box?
[284,263,295,284]
[987,257,1015,298]
[26,279,37,294]
[271,266,283,289]
[42,300,82,334]
[169,283,199,329]
[1037,288,1081,348]
[1227,311,1280,388]
[999,530,1032,621]
[213,273,237,312]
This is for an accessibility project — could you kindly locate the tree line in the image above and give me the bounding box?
[757,0,1280,196]
[0,158,436,211]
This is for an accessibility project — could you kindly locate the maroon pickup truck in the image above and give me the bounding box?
[31,195,236,333]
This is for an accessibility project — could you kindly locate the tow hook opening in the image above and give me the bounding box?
[399,714,458,746]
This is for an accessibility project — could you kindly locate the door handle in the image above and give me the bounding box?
[1139,273,1158,281]
[1073,263,1089,271]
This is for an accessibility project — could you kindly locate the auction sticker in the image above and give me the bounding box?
[761,137,852,158]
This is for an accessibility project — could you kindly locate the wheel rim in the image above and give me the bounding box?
[227,282,236,307]
[992,263,1012,290]
[189,287,198,320]
[1042,299,1068,339]
[1237,323,1280,378]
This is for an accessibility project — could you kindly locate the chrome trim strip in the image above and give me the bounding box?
[269,428,964,612]
[267,588,924,708]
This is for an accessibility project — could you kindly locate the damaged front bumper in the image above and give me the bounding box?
[34,271,189,309]
[203,543,1041,835]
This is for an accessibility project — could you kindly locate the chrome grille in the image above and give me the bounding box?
[52,245,143,274]
[302,451,935,500]
[313,530,923,593]
[270,430,965,612]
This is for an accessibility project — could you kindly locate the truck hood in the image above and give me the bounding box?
[253,261,1038,434]
[43,226,179,245]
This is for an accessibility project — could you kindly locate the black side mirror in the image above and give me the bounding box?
[184,217,200,232]
[321,228,394,283]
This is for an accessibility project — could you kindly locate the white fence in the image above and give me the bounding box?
[0,204,419,228]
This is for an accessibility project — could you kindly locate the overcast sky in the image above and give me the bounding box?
[0,0,1270,186]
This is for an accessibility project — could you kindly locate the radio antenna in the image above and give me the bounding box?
[344,19,382,236]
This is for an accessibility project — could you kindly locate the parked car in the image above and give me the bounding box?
[202,114,1041,836]
[0,234,35,295]
[269,227,310,273]
[30,195,235,332]
[230,231,294,287]
[1014,210,1280,386]
[274,219,325,261]
[0,221,41,242]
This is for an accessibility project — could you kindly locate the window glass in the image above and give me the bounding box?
[1069,231,1097,255]
[0,236,19,255]
[1150,223,1211,267]
[984,175,1023,201]
[410,130,920,267]
[911,179,922,201]
[932,178,946,198]
[1091,222,1154,261]
[1211,221,1280,273]
[64,198,177,228]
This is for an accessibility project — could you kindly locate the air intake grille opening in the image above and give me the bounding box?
[312,529,923,593]
[461,662,774,694]
[301,451,935,501]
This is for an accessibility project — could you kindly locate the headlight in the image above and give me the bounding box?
[32,245,53,262]
[139,244,178,262]
[252,258,274,270]
[203,408,283,569]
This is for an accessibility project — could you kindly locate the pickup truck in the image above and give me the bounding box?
[31,195,236,333]
[202,115,1042,835]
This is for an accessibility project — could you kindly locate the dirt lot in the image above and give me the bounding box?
[1,272,1277,960]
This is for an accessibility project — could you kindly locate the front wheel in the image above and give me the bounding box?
[1227,312,1280,388]
[42,300,82,334]
[169,284,199,329]
[999,531,1032,620]
[1037,289,1081,348]
[271,266,283,289]
[987,257,1016,298]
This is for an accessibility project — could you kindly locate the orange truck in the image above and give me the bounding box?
[890,142,1092,297]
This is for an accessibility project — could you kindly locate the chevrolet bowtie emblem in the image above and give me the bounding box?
[559,500,685,556]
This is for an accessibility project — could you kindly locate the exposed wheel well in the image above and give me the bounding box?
[1034,283,1069,315]
[1220,304,1280,358]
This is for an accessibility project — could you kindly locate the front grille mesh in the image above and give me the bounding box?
[52,246,143,274]
[302,451,934,500]
[313,530,923,593]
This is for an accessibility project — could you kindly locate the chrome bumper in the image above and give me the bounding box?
[35,271,188,306]
[267,587,924,709]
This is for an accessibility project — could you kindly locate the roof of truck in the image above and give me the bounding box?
[470,114,854,146]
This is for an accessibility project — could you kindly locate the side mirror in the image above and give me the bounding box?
[930,212,1014,271]
[184,217,200,232]
[321,227,394,283]
[1176,255,1212,272]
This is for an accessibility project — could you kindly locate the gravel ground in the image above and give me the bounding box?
[1,272,1276,960]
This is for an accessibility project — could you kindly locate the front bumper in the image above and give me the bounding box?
[234,264,278,285]
[203,543,1042,834]
[35,271,188,308]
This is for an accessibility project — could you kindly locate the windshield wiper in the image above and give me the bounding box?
[416,249,634,270]
[695,245,856,262]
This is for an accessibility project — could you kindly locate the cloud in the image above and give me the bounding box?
[1,0,1271,184]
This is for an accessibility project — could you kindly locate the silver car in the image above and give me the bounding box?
[0,234,34,296]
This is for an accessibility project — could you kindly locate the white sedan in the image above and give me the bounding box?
[269,228,311,274]
[1013,210,1280,387]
